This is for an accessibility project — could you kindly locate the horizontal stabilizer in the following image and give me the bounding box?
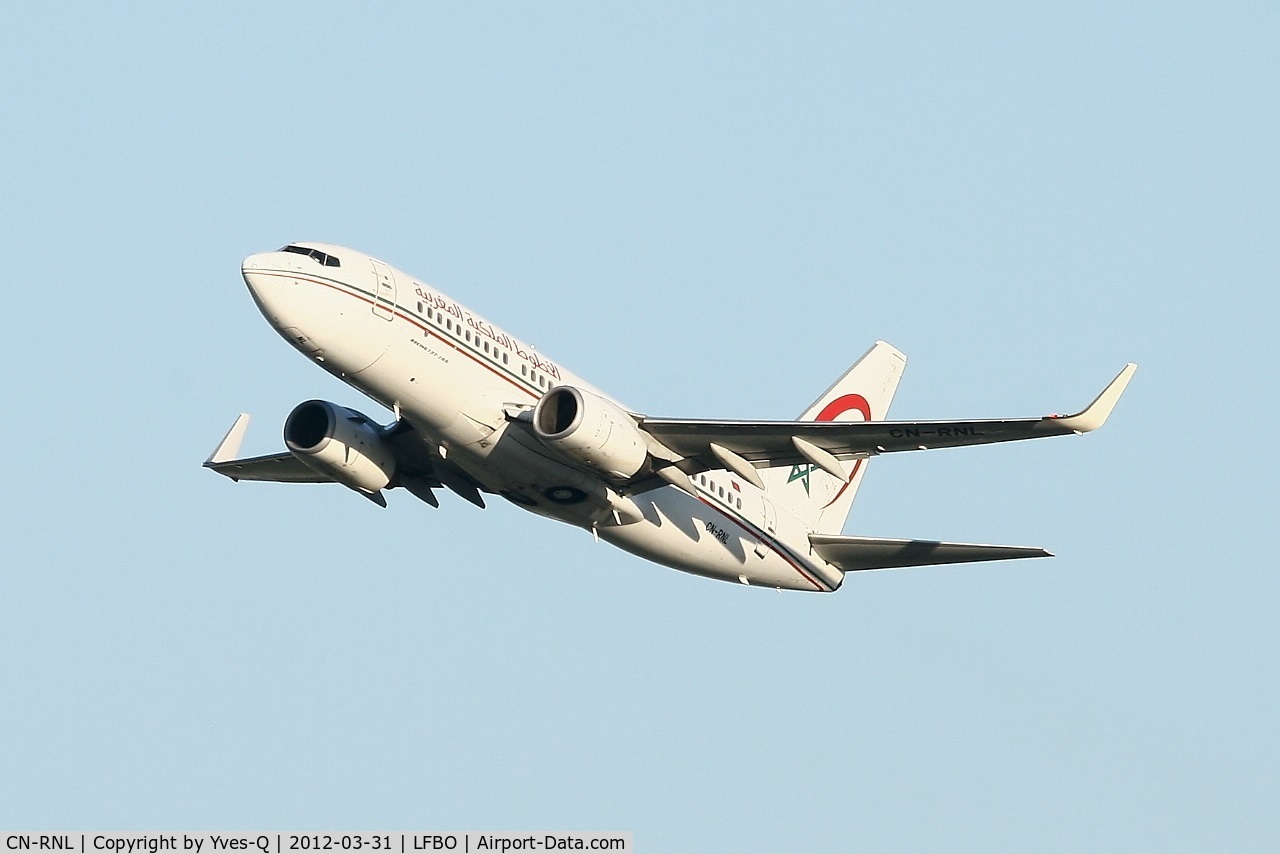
[810,533,1051,572]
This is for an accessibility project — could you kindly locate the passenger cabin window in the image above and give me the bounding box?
[279,245,340,267]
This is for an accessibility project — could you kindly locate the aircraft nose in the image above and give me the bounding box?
[241,253,276,300]
[242,252,290,327]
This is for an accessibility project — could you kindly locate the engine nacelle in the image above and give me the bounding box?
[532,386,649,479]
[284,400,396,493]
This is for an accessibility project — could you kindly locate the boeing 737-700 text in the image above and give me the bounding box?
[205,242,1135,592]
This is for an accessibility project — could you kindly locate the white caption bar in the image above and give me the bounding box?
[0,835,632,854]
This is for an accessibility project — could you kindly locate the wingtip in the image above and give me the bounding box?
[206,413,251,465]
[1053,363,1136,433]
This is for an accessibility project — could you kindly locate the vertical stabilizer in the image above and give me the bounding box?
[759,341,906,533]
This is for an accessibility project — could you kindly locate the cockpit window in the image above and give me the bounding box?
[279,245,341,267]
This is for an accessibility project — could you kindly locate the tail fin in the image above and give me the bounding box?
[759,341,907,533]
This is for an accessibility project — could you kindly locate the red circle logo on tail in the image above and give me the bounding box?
[814,394,870,509]
[815,394,871,423]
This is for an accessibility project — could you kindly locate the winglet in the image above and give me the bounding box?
[1052,363,1137,433]
[205,414,251,465]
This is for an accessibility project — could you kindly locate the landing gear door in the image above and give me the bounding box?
[370,258,397,320]
[756,496,777,558]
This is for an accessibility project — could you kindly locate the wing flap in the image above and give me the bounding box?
[810,533,1051,572]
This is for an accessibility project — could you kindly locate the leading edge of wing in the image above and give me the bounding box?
[638,363,1137,464]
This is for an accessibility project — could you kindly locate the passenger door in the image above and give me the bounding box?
[369,258,397,320]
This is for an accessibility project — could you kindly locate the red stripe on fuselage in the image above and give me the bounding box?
[693,495,827,592]
[258,270,543,401]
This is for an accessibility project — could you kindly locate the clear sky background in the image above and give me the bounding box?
[2,3,1277,850]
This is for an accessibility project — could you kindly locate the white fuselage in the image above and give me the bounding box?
[242,244,842,592]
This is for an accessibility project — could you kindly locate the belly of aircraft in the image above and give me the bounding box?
[599,490,831,592]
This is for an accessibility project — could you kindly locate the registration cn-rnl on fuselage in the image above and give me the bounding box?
[205,242,1136,593]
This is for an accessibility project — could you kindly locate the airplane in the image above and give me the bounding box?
[205,242,1136,593]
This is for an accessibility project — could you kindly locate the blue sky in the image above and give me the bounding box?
[2,3,1277,850]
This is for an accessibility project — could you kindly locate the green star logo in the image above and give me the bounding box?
[788,464,814,495]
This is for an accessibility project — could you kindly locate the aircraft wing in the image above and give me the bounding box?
[202,414,333,483]
[638,363,1136,473]
[202,413,455,508]
[204,452,332,483]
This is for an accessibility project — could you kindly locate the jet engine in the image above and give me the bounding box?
[284,399,396,494]
[532,386,649,479]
